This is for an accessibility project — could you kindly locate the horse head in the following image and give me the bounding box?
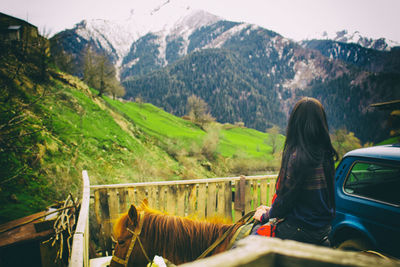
[110,200,151,267]
[110,199,246,267]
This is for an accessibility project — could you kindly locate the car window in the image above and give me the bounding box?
[344,162,400,206]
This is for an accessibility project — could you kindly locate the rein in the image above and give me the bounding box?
[196,210,255,260]
[111,210,152,266]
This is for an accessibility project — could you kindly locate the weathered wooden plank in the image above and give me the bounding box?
[70,170,90,267]
[98,189,110,223]
[166,185,177,215]
[251,180,259,209]
[147,186,158,209]
[244,180,252,214]
[154,186,161,210]
[260,180,268,206]
[107,189,119,223]
[177,184,186,217]
[98,188,112,254]
[216,182,225,219]
[127,187,135,207]
[197,184,206,219]
[265,183,270,206]
[186,184,197,217]
[118,188,128,214]
[207,182,217,218]
[224,181,233,221]
[0,211,54,247]
[136,187,147,206]
[233,181,242,223]
[94,190,102,225]
[158,186,167,212]
[234,177,245,213]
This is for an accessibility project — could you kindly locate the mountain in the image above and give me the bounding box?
[50,3,400,143]
[50,2,221,76]
[301,39,400,74]
[303,30,400,51]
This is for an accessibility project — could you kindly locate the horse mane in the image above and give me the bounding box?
[113,204,238,264]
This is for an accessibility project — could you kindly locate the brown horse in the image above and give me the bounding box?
[110,201,247,267]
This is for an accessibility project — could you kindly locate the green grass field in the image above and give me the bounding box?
[104,97,283,160]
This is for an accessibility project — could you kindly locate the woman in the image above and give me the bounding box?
[253,97,338,246]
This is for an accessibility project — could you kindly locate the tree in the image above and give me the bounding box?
[83,46,124,98]
[331,128,362,160]
[83,46,97,89]
[52,48,76,74]
[186,94,215,128]
[36,27,52,82]
[266,125,281,154]
[108,78,125,100]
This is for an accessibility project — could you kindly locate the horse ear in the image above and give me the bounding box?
[128,204,138,225]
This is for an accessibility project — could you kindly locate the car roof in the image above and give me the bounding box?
[344,144,400,162]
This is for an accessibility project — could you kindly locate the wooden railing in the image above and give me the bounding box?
[69,170,90,267]
[180,236,397,267]
[90,174,277,254]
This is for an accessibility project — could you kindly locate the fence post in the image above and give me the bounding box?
[234,176,246,220]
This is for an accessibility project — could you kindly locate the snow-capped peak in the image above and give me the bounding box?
[310,29,399,51]
[119,0,220,38]
[71,0,220,62]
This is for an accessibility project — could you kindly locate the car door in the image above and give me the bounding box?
[336,158,400,257]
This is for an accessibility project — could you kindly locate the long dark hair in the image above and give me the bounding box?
[277,97,338,209]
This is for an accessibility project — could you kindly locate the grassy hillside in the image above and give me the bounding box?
[0,47,282,223]
[103,97,282,159]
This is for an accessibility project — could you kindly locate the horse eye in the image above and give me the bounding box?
[118,240,125,245]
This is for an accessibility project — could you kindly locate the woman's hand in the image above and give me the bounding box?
[256,205,269,212]
[254,205,270,221]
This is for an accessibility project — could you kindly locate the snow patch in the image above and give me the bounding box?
[283,59,327,90]
[204,23,250,49]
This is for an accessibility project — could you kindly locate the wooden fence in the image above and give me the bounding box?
[90,174,277,254]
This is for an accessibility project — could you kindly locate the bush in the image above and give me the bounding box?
[201,128,220,161]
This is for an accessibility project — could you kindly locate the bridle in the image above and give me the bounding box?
[111,211,152,267]
[111,210,255,266]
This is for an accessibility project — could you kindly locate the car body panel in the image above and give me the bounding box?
[331,144,400,258]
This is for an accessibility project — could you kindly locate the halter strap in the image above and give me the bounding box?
[111,210,147,266]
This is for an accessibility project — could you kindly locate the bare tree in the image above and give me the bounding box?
[186,94,215,128]
[82,46,124,98]
[266,125,281,154]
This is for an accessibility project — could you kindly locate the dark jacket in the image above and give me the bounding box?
[261,153,334,229]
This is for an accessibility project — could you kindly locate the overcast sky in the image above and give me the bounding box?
[1,0,399,42]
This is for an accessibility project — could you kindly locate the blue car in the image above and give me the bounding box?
[330,144,400,259]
